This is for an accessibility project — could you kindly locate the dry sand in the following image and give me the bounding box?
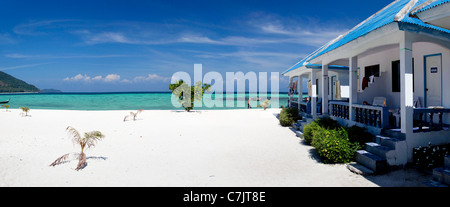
[0,108,431,186]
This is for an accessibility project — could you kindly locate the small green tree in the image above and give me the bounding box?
[169,80,211,112]
[1,104,10,112]
[257,100,271,110]
[19,106,30,116]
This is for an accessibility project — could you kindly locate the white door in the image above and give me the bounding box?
[425,54,442,107]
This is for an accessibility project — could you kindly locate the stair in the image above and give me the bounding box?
[350,135,407,174]
[354,150,388,174]
[427,155,450,187]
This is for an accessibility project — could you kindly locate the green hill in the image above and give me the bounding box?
[0,71,40,93]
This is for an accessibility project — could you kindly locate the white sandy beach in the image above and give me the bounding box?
[0,108,431,187]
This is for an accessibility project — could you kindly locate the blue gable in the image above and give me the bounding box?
[282,0,450,76]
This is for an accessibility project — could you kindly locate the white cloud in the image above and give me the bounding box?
[91,75,103,81]
[178,35,221,44]
[133,74,170,82]
[63,73,169,83]
[13,19,78,35]
[63,73,121,82]
[63,74,91,81]
[79,31,134,45]
[104,74,121,82]
[5,53,130,59]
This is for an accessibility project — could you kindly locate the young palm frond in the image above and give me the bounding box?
[132,109,144,120]
[123,109,144,121]
[49,153,70,167]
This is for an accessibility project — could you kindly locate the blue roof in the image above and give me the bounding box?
[305,64,349,70]
[411,0,450,15]
[282,0,450,76]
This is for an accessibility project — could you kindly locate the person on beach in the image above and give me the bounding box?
[248,98,251,109]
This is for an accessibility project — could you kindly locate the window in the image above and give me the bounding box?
[392,60,400,92]
[391,59,414,92]
[365,64,380,78]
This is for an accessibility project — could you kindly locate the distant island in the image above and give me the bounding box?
[40,89,63,93]
[0,71,40,93]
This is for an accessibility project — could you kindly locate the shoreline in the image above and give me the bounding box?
[0,108,431,186]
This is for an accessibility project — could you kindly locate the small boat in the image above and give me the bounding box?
[0,98,10,104]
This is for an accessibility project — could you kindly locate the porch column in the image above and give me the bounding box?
[311,71,317,118]
[298,74,303,109]
[322,64,329,115]
[349,56,358,121]
[400,31,414,134]
[288,76,293,107]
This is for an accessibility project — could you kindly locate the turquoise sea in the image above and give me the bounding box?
[0,92,291,110]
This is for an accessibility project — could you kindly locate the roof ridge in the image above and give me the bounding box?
[394,0,419,21]
[409,0,440,15]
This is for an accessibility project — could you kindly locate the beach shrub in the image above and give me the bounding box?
[344,125,374,147]
[303,117,339,144]
[302,121,320,144]
[19,106,30,116]
[311,127,360,164]
[169,80,211,112]
[302,118,366,163]
[279,107,300,127]
[1,104,9,112]
[315,117,340,130]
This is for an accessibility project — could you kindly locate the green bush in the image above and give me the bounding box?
[302,121,320,144]
[311,127,360,164]
[303,117,339,144]
[279,107,301,127]
[344,125,374,148]
[315,117,341,130]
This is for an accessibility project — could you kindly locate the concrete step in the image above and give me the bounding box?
[295,130,303,138]
[355,150,388,173]
[421,179,449,187]
[292,123,301,130]
[365,142,400,166]
[376,135,408,166]
[365,142,394,159]
[445,155,450,169]
[375,135,401,149]
[433,167,450,185]
[346,162,374,175]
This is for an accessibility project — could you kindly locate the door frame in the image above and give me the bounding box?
[330,75,336,100]
[423,53,443,107]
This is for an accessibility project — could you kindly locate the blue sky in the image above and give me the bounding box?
[0,0,393,92]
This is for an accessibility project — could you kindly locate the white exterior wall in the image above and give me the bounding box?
[412,42,450,122]
[355,42,450,122]
[357,46,400,109]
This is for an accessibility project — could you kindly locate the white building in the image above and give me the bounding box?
[283,0,450,173]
